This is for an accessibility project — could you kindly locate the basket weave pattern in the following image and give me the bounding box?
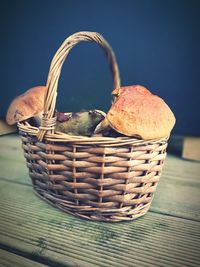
[20,131,167,222]
[18,32,168,222]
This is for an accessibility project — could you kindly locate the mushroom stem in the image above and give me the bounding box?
[93,118,111,134]
[33,111,43,127]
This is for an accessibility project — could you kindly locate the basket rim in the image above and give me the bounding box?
[18,121,168,146]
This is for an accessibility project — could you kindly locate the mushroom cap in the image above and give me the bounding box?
[112,85,152,97]
[6,86,46,125]
[107,85,176,140]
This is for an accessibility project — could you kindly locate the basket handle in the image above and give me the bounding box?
[37,31,121,141]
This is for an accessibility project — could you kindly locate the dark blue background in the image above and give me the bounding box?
[1,0,200,136]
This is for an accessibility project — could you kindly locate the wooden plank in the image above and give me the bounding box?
[0,248,48,267]
[0,134,200,221]
[0,134,31,185]
[183,137,200,161]
[168,135,200,161]
[0,119,17,136]
[0,180,200,267]
[163,154,200,177]
[151,155,200,221]
[0,133,24,161]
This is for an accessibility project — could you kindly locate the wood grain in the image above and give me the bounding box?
[0,119,17,136]
[0,180,199,267]
[183,137,200,161]
[0,249,48,267]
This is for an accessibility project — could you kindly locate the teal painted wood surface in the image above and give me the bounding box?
[0,134,200,266]
[0,249,48,267]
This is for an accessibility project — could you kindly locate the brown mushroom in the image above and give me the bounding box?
[106,85,176,140]
[6,86,46,126]
[95,85,176,139]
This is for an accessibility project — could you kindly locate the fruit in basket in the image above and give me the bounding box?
[55,110,106,136]
[6,86,46,126]
[95,85,176,140]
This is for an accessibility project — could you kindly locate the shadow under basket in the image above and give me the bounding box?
[19,127,168,222]
[17,31,168,222]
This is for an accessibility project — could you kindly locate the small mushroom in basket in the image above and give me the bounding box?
[6,86,46,127]
[94,85,176,140]
[55,110,106,136]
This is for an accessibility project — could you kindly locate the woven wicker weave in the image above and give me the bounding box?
[18,31,168,222]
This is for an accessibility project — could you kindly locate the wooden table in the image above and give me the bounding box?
[0,134,200,267]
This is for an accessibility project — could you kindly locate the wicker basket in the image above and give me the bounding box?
[18,31,168,222]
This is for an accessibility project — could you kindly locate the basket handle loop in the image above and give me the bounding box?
[37,31,121,141]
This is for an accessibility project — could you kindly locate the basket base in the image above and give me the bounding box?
[33,186,151,222]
